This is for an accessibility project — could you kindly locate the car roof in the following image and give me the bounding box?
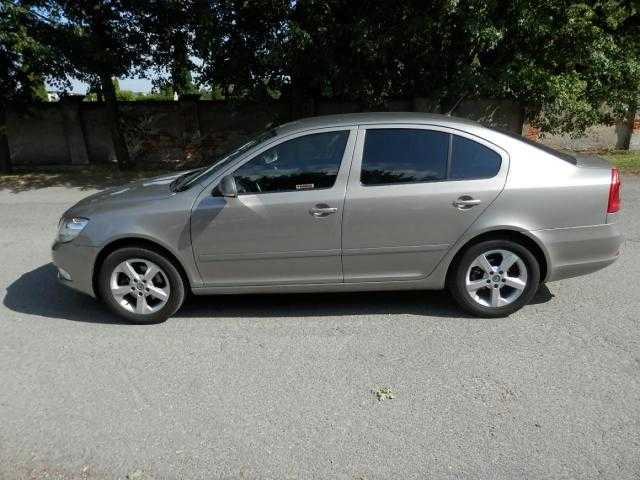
[275,112,482,136]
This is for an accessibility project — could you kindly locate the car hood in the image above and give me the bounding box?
[65,170,191,217]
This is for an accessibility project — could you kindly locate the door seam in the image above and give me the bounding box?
[339,127,361,283]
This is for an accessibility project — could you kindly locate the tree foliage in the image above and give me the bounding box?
[138,0,198,96]
[0,0,69,171]
[187,0,640,134]
[26,0,153,169]
[282,0,640,133]
[193,0,290,100]
[2,0,640,148]
[481,0,640,133]
[0,0,66,107]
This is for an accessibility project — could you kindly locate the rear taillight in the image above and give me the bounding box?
[607,167,621,213]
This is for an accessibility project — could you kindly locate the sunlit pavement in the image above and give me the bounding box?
[1,179,639,479]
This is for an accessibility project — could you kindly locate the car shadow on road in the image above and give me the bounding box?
[3,263,555,324]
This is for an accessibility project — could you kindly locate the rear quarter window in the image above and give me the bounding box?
[450,135,502,180]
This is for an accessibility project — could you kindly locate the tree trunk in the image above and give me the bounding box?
[100,73,131,170]
[618,102,638,150]
[171,29,192,96]
[92,82,104,102]
[0,108,12,174]
[288,72,316,120]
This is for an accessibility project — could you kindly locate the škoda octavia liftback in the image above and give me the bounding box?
[52,113,623,323]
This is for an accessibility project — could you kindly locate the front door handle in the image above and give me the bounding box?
[309,204,338,217]
[453,195,482,210]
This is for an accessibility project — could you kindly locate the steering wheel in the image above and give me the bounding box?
[263,150,279,167]
[236,176,262,194]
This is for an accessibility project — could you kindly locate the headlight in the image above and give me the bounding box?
[57,217,89,243]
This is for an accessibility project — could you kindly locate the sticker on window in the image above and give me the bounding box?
[296,183,315,190]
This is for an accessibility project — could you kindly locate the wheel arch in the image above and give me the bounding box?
[445,228,549,285]
[92,237,192,299]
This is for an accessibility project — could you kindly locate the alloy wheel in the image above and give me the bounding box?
[465,249,528,308]
[109,258,171,315]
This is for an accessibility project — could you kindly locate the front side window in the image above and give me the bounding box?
[176,129,277,191]
[233,131,349,194]
[361,129,449,185]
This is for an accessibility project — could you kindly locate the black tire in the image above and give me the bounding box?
[98,247,185,324]
[448,239,540,318]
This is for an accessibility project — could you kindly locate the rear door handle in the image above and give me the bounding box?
[453,195,482,210]
[309,203,338,217]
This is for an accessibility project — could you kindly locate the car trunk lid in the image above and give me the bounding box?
[573,154,613,170]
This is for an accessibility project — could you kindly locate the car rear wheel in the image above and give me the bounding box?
[98,247,185,324]
[449,239,540,317]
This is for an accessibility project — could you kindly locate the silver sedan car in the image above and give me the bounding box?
[52,113,623,323]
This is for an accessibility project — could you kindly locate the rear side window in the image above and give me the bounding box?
[361,129,449,185]
[450,135,501,180]
[233,131,349,194]
[361,128,501,185]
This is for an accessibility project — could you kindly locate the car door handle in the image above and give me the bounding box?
[309,204,338,217]
[452,196,482,209]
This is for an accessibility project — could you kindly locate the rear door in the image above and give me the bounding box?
[342,125,509,282]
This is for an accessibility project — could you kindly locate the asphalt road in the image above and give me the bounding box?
[1,179,639,480]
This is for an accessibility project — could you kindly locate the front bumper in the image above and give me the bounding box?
[535,222,624,282]
[51,241,100,297]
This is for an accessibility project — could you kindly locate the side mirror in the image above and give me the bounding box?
[215,175,238,198]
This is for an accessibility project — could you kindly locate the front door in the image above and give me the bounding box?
[342,125,509,282]
[191,128,356,286]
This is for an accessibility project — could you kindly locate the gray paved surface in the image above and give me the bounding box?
[0,180,639,480]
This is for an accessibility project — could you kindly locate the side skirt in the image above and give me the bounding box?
[191,278,443,296]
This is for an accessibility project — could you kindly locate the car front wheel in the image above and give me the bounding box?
[98,247,185,324]
[449,239,540,318]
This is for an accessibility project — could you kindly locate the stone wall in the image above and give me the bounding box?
[4,97,637,168]
[7,98,293,168]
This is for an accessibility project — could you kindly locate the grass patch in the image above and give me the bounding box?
[0,165,174,192]
[601,151,640,175]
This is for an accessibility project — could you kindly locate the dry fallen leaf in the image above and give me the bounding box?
[373,387,396,401]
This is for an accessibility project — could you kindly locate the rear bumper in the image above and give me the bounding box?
[51,241,100,297]
[534,223,624,282]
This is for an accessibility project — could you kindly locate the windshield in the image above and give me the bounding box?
[177,129,277,190]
